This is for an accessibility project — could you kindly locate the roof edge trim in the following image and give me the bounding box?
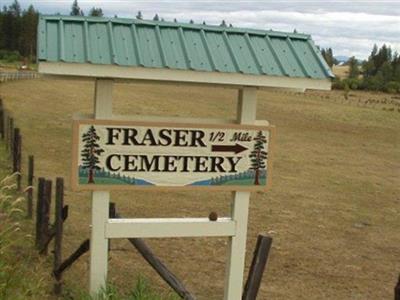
[38,62,332,91]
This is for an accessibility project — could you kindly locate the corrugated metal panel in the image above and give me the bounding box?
[37,15,334,79]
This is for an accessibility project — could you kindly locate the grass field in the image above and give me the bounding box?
[78,177,132,185]
[221,178,266,186]
[0,77,399,299]
[332,65,349,79]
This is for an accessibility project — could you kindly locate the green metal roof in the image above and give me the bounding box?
[37,15,334,79]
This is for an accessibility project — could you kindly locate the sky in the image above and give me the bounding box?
[9,0,400,60]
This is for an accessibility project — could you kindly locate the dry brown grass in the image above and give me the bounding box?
[332,65,349,79]
[0,78,399,299]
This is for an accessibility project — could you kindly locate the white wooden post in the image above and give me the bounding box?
[89,79,113,295]
[224,87,257,300]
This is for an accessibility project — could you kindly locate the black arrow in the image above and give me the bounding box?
[211,143,248,154]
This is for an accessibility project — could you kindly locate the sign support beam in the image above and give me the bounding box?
[85,82,262,299]
[224,87,257,300]
[89,79,113,295]
[105,217,235,238]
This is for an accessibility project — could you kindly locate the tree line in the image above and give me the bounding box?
[0,0,103,62]
[0,1,38,61]
[0,0,233,64]
[320,48,336,68]
[333,44,400,93]
[1,0,398,93]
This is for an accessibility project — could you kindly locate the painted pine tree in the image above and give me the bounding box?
[81,126,104,184]
[249,131,267,185]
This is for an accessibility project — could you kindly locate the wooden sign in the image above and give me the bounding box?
[71,119,274,191]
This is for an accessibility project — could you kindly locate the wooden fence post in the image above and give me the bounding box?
[242,235,273,300]
[3,112,8,146]
[13,128,21,190]
[0,99,4,139]
[108,202,116,252]
[12,128,19,172]
[8,117,13,152]
[109,202,116,218]
[41,180,52,255]
[27,156,34,218]
[54,177,64,295]
[36,178,45,248]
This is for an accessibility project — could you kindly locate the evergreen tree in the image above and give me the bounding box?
[361,44,400,92]
[189,19,194,24]
[2,0,22,51]
[321,47,335,67]
[393,54,400,82]
[380,61,393,83]
[136,11,143,19]
[20,5,38,59]
[9,0,21,16]
[81,126,104,183]
[348,56,359,78]
[220,20,227,27]
[249,131,267,185]
[153,14,159,21]
[371,44,378,58]
[362,58,375,78]
[70,0,84,16]
[0,7,3,49]
[89,7,103,17]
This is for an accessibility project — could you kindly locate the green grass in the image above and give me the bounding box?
[221,177,266,186]
[0,146,48,299]
[79,176,131,185]
[0,142,179,299]
[63,277,179,300]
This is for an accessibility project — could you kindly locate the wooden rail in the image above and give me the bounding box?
[53,239,90,279]
[110,205,196,300]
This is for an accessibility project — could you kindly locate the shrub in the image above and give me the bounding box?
[342,78,360,90]
[362,75,385,91]
[332,78,361,91]
[384,81,400,94]
[0,50,21,62]
[0,173,47,299]
[0,174,25,298]
[332,77,344,90]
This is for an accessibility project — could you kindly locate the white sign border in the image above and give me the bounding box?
[71,118,275,192]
